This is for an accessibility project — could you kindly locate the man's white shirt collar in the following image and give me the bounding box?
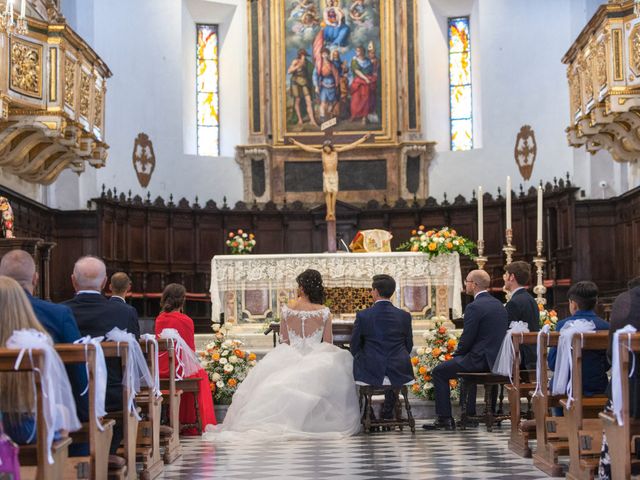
[374,299,391,304]
[474,290,488,299]
[77,290,101,295]
[111,295,126,302]
[511,286,525,295]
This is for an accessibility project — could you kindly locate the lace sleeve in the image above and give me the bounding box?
[280,307,290,345]
[322,309,333,344]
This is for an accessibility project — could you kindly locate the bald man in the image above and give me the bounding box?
[64,256,140,453]
[424,269,508,430]
[0,249,89,423]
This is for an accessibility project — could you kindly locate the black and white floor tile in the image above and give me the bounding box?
[159,427,554,479]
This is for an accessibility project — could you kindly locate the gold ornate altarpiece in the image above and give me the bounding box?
[236,0,435,206]
[0,0,111,184]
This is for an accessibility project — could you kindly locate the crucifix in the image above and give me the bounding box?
[288,118,370,252]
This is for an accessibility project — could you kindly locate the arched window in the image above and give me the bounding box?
[196,24,220,156]
[448,16,473,151]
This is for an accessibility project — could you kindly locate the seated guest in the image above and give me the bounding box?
[108,272,132,304]
[504,261,540,369]
[0,250,88,424]
[64,256,140,452]
[0,276,54,443]
[424,270,508,430]
[155,283,216,433]
[548,281,609,398]
[350,274,413,419]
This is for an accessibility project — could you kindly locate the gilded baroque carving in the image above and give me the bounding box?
[633,26,640,73]
[64,58,75,107]
[10,40,42,97]
[94,88,103,129]
[569,71,581,114]
[595,41,607,87]
[79,71,91,118]
[582,58,594,101]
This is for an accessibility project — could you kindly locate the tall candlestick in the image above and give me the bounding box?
[477,186,483,242]
[20,0,25,18]
[506,176,512,230]
[537,185,543,242]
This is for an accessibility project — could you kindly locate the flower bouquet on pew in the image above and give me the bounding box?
[397,225,475,259]
[226,229,256,254]
[411,319,461,400]
[538,304,559,330]
[203,323,257,404]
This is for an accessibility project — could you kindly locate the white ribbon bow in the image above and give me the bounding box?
[73,336,107,430]
[104,327,153,420]
[6,329,81,464]
[140,334,161,398]
[551,319,596,408]
[611,325,637,426]
[158,328,201,380]
[532,324,551,398]
[492,321,530,381]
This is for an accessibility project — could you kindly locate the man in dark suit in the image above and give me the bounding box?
[425,269,508,430]
[351,274,413,419]
[0,249,89,423]
[504,261,540,369]
[108,271,140,323]
[64,256,140,453]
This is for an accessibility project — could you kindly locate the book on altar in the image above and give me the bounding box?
[348,229,393,253]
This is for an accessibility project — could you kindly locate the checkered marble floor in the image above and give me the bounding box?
[159,426,552,479]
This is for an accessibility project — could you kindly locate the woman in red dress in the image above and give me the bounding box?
[155,284,216,434]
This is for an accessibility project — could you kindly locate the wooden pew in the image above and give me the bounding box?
[101,342,137,480]
[562,331,609,480]
[600,333,640,480]
[136,339,164,480]
[531,331,568,477]
[156,338,182,464]
[507,332,538,457]
[55,344,115,480]
[0,348,71,480]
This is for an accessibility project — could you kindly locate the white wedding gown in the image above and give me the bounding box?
[204,305,361,441]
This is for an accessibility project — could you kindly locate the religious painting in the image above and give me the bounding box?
[271,0,396,143]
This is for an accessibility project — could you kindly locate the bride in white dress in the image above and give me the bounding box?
[204,269,361,441]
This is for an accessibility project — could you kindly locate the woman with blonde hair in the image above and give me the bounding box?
[0,275,49,443]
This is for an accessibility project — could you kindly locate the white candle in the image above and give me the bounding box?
[506,176,512,230]
[537,185,543,242]
[8,0,13,16]
[20,0,25,18]
[477,186,483,242]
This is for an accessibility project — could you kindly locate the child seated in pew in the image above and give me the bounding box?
[547,281,610,415]
[0,276,61,443]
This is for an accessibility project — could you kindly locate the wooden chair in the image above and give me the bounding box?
[101,342,137,480]
[562,331,609,480]
[174,378,202,435]
[531,331,568,477]
[136,339,164,480]
[358,385,415,433]
[0,348,71,480]
[156,339,182,464]
[458,372,510,432]
[600,332,640,480]
[507,332,538,457]
[54,344,115,480]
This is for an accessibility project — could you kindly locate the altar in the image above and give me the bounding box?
[210,252,462,325]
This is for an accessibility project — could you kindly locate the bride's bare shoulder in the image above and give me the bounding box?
[283,300,328,313]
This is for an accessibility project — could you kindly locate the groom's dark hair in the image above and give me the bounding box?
[372,274,395,299]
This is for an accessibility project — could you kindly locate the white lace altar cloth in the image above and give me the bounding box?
[210,252,462,321]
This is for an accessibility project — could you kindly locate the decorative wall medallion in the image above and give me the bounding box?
[514,125,537,181]
[132,133,155,187]
[9,38,42,98]
[79,70,91,118]
[64,58,75,108]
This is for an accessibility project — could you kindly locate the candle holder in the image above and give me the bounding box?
[533,239,547,305]
[474,239,488,270]
[502,228,516,265]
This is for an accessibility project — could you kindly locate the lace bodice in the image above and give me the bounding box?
[281,305,332,351]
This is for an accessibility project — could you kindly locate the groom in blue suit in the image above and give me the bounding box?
[351,274,414,418]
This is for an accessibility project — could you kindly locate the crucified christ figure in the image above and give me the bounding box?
[289,133,371,221]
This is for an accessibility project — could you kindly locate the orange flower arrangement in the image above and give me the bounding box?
[398,226,475,259]
[227,378,237,387]
[411,356,419,366]
[226,229,257,254]
[539,306,559,330]
[432,347,442,357]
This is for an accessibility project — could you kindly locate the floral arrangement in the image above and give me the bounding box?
[0,197,15,238]
[411,319,461,400]
[398,225,475,259]
[226,229,256,254]
[539,304,559,330]
[203,323,257,404]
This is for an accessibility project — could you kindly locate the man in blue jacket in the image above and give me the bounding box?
[0,249,89,424]
[351,274,413,419]
[548,281,609,399]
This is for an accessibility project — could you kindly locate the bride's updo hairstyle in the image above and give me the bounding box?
[296,269,325,305]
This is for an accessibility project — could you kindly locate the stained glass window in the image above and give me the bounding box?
[448,17,473,151]
[197,24,219,156]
